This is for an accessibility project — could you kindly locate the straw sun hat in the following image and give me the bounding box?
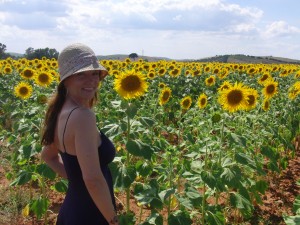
[58,43,108,83]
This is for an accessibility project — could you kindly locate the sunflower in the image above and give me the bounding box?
[114,69,148,100]
[157,68,166,76]
[258,73,272,85]
[218,81,232,92]
[217,68,229,79]
[294,71,300,79]
[197,93,208,109]
[159,87,172,105]
[247,67,256,75]
[218,82,249,113]
[37,94,48,104]
[34,71,53,87]
[262,99,270,111]
[169,68,181,77]
[110,69,120,77]
[262,80,278,99]
[204,65,211,73]
[158,82,166,89]
[184,69,192,76]
[3,66,13,74]
[192,69,201,77]
[147,70,156,79]
[205,75,216,86]
[288,81,300,100]
[180,96,192,110]
[14,82,33,99]
[21,67,35,80]
[245,88,259,111]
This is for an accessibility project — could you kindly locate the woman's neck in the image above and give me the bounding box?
[66,95,90,108]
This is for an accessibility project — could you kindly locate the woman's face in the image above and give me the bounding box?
[64,70,101,105]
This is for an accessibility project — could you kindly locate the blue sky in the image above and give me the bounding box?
[1,0,300,60]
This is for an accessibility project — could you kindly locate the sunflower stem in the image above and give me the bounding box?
[126,113,131,213]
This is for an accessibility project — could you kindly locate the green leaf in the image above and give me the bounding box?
[30,197,49,219]
[283,214,300,225]
[206,211,225,225]
[293,195,300,213]
[168,210,193,225]
[110,162,136,189]
[101,124,122,137]
[126,139,154,160]
[134,181,163,209]
[185,186,202,208]
[158,188,175,203]
[140,212,163,225]
[10,170,32,186]
[119,211,136,225]
[229,191,253,218]
[235,152,257,170]
[260,145,279,161]
[220,166,241,188]
[125,103,138,119]
[201,171,216,189]
[53,179,68,193]
[36,163,56,180]
[229,133,247,147]
[135,161,152,177]
[140,117,155,127]
[255,180,268,194]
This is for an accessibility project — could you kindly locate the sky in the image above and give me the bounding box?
[1,0,300,60]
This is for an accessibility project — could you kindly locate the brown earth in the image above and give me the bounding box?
[0,149,299,225]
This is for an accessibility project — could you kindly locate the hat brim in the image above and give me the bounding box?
[60,63,108,83]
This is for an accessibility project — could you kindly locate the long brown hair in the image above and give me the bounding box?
[41,83,67,146]
[41,81,99,146]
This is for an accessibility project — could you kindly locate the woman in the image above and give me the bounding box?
[41,43,119,225]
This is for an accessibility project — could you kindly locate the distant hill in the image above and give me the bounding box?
[6,52,300,64]
[97,54,170,62]
[194,54,300,64]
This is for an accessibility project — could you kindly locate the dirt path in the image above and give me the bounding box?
[251,149,300,225]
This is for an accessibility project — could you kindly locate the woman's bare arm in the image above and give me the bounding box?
[41,144,67,179]
[73,108,117,224]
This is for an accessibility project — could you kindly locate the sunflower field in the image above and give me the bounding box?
[1,56,300,225]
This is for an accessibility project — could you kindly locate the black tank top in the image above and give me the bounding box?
[56,107,116,225]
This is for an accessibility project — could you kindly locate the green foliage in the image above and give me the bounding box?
[1,58,300,224]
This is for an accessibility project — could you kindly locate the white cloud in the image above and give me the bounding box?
[263,21,300,38]
[1,0,300,59]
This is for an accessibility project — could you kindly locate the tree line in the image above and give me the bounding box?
[0,43,59,60]
[0,42,139,61]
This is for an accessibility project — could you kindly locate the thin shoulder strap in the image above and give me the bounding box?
[62,107,79,153]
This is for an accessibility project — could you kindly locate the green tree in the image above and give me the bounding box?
[129,53,138,61]
[0,43,12,59]
[25,47,59,60]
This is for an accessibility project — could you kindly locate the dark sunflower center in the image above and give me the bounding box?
[39,74,49,83]
[247,95,255,105]
[19,87,29,95]
[200,98,206,105]
[121,75,141,92]
[227,90,243,106]
[24,70,34,78]
[183,100,190,107]
[261,75,268,81]
[162,91,170,100]
[264,101,270,108]
[266,85,275,94]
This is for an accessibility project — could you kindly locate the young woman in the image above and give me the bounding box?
[41,43,119,225]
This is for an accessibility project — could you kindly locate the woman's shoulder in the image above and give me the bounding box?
[71,107,96,122]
